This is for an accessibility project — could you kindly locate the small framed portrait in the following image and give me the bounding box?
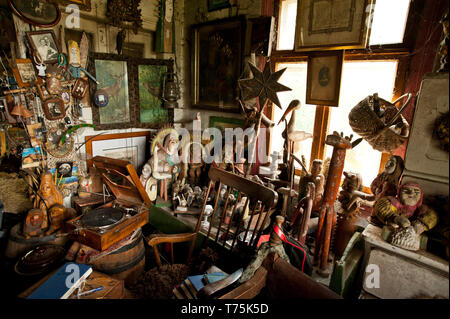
[56,162,73,178]
[72,78,89,100]
[306,50,344,107]
[12,59,38,87]
[26,30,60,64]
[43,96,66,120]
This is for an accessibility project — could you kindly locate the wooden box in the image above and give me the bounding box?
[65,156,151,251]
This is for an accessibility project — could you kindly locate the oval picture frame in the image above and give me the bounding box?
[8,0,61,27]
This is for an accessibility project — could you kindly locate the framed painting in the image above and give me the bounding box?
[88,53,133,130]
[26,30,60,64]
[306,50,343,107]
[209,116,245,141]
[192,16,245,112]
[208,0,231,12]
[85,131,151,171]
[294,0,374,51]
[8,0,61,27]
[129,58,174,128]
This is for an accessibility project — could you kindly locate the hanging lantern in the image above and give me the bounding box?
[162,71,180,108]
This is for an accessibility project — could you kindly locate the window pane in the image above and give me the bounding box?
[369,0,410,45]
[274,62,316,169]
[325,60,398,187]
[277,0,297,50]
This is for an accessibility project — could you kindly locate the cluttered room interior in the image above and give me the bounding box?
[0,0,448,301]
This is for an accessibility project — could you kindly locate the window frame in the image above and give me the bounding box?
[268,0,414,192]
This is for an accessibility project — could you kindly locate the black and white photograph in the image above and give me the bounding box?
[26,30,60,64]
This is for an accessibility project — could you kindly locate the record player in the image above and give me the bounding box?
[65,156,151,251]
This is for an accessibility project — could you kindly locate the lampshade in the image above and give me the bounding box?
[11,103,33,119]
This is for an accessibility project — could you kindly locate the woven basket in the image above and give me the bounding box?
[348,93,411,153]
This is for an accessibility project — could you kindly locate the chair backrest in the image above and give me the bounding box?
[146,166,278,269]
[195,166,279,252]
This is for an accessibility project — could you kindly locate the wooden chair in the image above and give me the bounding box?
[145,166,279,297]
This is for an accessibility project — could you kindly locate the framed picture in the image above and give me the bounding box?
[56,162,74,178]
[8,0,61,27]
[88,53,133,130]
[208,0,231,12]
[210,116,245,141]
[72,78,89,100]
[129,58,174,128]
[43,96,66,120]
[246,16,276,57]
[85,131,152,171]
[26,30,60,64]
[306,51,344,107]
[294,0,374,51]
[192,16,245,112]
[12,59,38,87]
[53,0,91,11]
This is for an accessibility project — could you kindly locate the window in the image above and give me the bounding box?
[277,0,412,50]
[369,0,411,46]
[324,60,398,186]
[270,0,412,190]
[273,60,399,186]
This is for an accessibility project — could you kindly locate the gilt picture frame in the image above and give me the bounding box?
[294,0,374,51]
[88,53,134,130]
[306,50,343,107]
[192,16,245,112]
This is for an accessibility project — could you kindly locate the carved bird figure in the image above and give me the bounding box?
[278,100,312,159]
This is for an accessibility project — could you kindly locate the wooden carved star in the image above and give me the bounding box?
[238,62,291,109]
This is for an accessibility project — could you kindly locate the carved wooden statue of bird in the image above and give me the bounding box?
[278,100,312,163]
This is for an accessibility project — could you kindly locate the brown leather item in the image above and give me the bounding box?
[65,156,150,251]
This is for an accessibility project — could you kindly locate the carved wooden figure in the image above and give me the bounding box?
[35,172,64,229]
[314,132,362,276]
[23,208,45,238]
[334,171,363,259]
[45,204,65,236]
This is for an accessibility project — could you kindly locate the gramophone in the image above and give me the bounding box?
[65,156,151,251]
